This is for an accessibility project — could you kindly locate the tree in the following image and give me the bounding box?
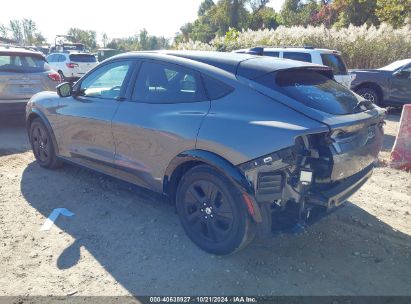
[9,20,23,43]
[247,6,281,30]
[198,0,215,16]
[280,0,320,27]
[22,19,37,45]
[67,28,97,50]
[0,24,8,38]
[332,0,379,27]
[177,0,252,43]
[106,29,169,51]
[376,0,411,28]
[102,32,108,47]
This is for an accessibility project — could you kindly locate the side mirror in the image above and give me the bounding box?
[393,70,410,79]
[56,82,72,97]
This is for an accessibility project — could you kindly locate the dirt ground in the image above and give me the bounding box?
[0,111,410,297]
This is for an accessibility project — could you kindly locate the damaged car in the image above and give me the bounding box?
[26,51,385,255]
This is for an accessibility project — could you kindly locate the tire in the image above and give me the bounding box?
[176,165,255,255]
[355,87,381,106]
[29,118,62,169]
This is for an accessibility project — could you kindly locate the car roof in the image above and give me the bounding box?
[47,52,94,56]
[112,50,330,79]
[233,47,340,54]
[0,46,45,56]
[264,47,338,54]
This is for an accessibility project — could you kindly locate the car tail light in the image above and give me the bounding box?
[48,72,61,82]
[66,62,79,68]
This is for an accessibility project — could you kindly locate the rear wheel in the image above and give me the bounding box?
[355,87,381,106]
[176,165,255,255]
[29,118,61,169]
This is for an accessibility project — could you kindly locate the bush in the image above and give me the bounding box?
[175,23,411,69]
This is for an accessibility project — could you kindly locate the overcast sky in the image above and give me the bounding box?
[1,0,285,44]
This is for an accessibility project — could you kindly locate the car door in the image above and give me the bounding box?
[389,64,411,104]
[55,60,135,173]
[111,60,210,191]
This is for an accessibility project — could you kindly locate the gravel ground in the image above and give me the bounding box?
[0,111,410,296]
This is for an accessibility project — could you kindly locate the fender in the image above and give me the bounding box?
[26,108,60,155]
[163,149,262,222]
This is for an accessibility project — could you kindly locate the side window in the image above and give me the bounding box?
[133,61,206,103]
[46,54,55,62]
[264,51,279,57]
[79,61,132,100]
[283,52,312,63]
[202,75,233,100]
[57,54,66,62]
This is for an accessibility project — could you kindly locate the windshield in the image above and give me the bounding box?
[321,53,348,75]
[0,53,50,73]
[378,59,411,71]
[254,69,367,115]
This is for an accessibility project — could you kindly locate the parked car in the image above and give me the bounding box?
[26,51,385,254]
[0,47,60,115]
[97,48,122,62]
[46,52,98,82]
[350,59,411,107]
[233,47,352,88]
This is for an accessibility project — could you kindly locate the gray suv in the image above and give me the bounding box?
[26,51,385,254]
[0,47,60,115]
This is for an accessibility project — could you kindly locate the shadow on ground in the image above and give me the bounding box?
[20,161,411,296]
[0,115,30,156]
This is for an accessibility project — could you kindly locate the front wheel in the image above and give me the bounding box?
[176,165,255,255]
[29,118,61,169]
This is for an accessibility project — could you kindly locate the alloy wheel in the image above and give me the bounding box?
[182,180,234,243]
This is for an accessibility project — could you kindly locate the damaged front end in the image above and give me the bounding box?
[238,116,385,236]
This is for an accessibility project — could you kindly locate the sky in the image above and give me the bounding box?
[1,0,285,44]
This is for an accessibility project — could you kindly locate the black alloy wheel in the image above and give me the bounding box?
[176,165,255,255]
[29,118,61,169]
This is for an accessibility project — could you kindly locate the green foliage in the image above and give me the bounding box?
[376,0,411,28]
[176,23,411,69]
[106,29,169,51]
[198,0,216,16]
[280,0,319,27]
[67,28,97,50]
[332,0,380,27]
[176,0,279,43]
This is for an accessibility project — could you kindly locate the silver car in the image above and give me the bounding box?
[26,51,385,255]
[0,47,60,115]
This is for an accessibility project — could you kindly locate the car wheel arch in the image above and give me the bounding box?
[27,110,60,155]
[163,149,262,223]
[354,82,384,103]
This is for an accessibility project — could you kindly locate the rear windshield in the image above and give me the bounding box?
[321,53,348,75]
[69,54,97,63]
[254,69,364,115]
[0,53,49,73]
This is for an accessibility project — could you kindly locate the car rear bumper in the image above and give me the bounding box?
[0,100,28,115]
[307,163,374,209]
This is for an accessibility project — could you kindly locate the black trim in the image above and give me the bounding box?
[307,164,374,208]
